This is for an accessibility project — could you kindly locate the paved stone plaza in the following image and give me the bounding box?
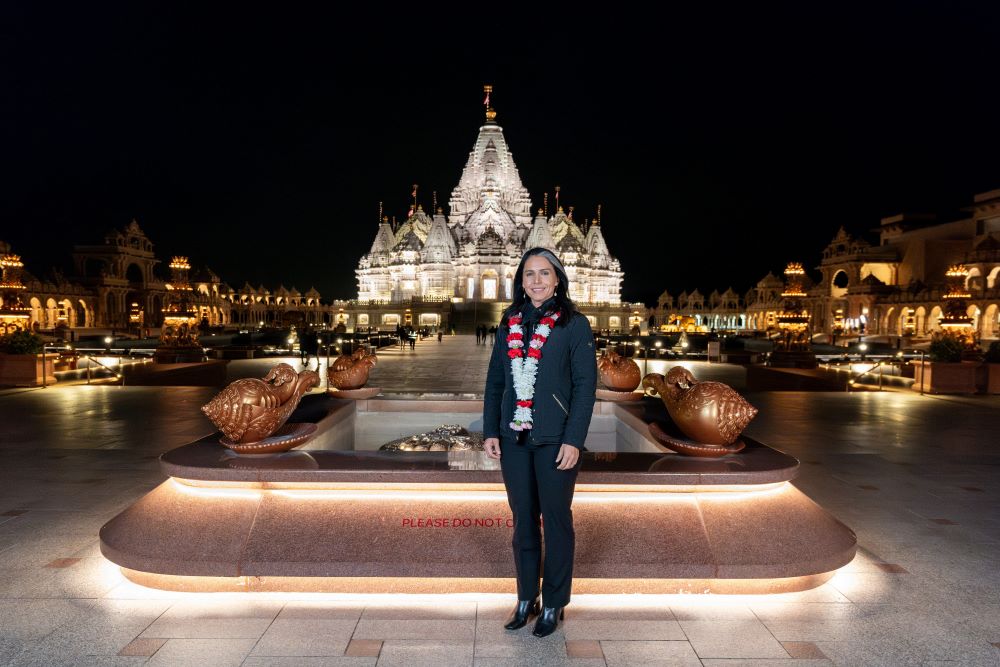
[1,334,999,665]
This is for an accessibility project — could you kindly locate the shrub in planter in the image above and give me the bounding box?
[928,330,966,362]
[0,330,43,355]
[984,340,1000,364]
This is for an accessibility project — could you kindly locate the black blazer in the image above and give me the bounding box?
[483,312,597,449]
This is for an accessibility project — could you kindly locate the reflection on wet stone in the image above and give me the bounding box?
[379,424,484,452]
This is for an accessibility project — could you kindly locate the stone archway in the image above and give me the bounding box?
[882,307,895,335]
[831,270,849,299]
[967,304,981,331]
[927,306,943,332]
[983,304,999,339]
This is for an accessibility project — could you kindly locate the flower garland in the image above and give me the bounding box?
[506,310,560,431]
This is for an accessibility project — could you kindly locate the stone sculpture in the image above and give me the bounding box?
[328,348,377,391]
[201,363,320,453]
[596,348,642,392]
[380,425,484,452]
[641,366,758,457]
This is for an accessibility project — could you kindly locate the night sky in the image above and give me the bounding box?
[3,4,1000,306]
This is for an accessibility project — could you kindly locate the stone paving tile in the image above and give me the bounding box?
[601,639,701,666]
[563,619,685,641]
[344,638,382,656]
[0,599,96,641]
[38,599,171,657]
[679,620,788,659]
[244,659,377,667]
[359,599,477,619]
[139,617,275,640]
[474,619,568,659]
[275,600,365,620]
[145,637,257,666]
[475,659,606,667]
[249,618,356,656]
[117,637,167,656]
[565,639,604,658]
[669,604,756,620]
[375,639,474,667]
[700,661,832,666]
[352,618,475,640]
[781,640,827,658]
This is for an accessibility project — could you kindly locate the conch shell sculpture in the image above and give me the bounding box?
[642,367,758,457]
[597,348,642,392]
[328,348,377,390]
[201,363,320,452]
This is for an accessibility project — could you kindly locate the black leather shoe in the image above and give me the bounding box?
[531,606,564,637]
[503,598,541,630]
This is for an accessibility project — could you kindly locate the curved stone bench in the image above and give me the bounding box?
[100,396,856,594]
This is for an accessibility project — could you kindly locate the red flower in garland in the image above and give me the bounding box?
[508,349,522,359]
[527,347,542,359]
[540,316,556,327]
[508,332,524,341]
[531,333,546,343]
[516,399,533,408]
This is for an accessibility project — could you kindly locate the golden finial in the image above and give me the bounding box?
[483,85,496,122]
[378,201,383,226]
[543,193,548,217]
[568,205,574,220]
[0,254,24,269]
[432,190,438,212]
[784,262,805,276]
[945,264,969,278]
[596,204,602,225]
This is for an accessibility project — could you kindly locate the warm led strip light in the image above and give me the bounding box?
[168,478,789,503]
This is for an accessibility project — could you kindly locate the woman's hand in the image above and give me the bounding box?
[555,444,579,470]
[484,437,501,460]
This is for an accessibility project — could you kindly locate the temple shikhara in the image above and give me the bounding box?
[352,86,629,332]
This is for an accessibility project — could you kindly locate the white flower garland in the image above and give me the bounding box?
[506,310,560,431]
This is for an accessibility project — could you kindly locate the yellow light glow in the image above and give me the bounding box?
[172,479,788,502]
[115,567,841,596]
[169,479,262,500]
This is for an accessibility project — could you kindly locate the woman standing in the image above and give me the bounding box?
[483,247,597,637]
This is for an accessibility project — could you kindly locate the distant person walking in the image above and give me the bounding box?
[475,325,482,345]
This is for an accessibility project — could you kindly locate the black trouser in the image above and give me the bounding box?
[500,439,581,608]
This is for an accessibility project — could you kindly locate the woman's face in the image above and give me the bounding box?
[522,255,559,307]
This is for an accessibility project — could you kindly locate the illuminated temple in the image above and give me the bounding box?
[351,90,632,332]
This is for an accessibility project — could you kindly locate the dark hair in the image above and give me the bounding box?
[500,247,578,327]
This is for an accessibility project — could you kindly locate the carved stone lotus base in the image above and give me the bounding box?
[327,386,381,399]
[649,421,746,458]
[220,422,317,454]
[596,388,646,402]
